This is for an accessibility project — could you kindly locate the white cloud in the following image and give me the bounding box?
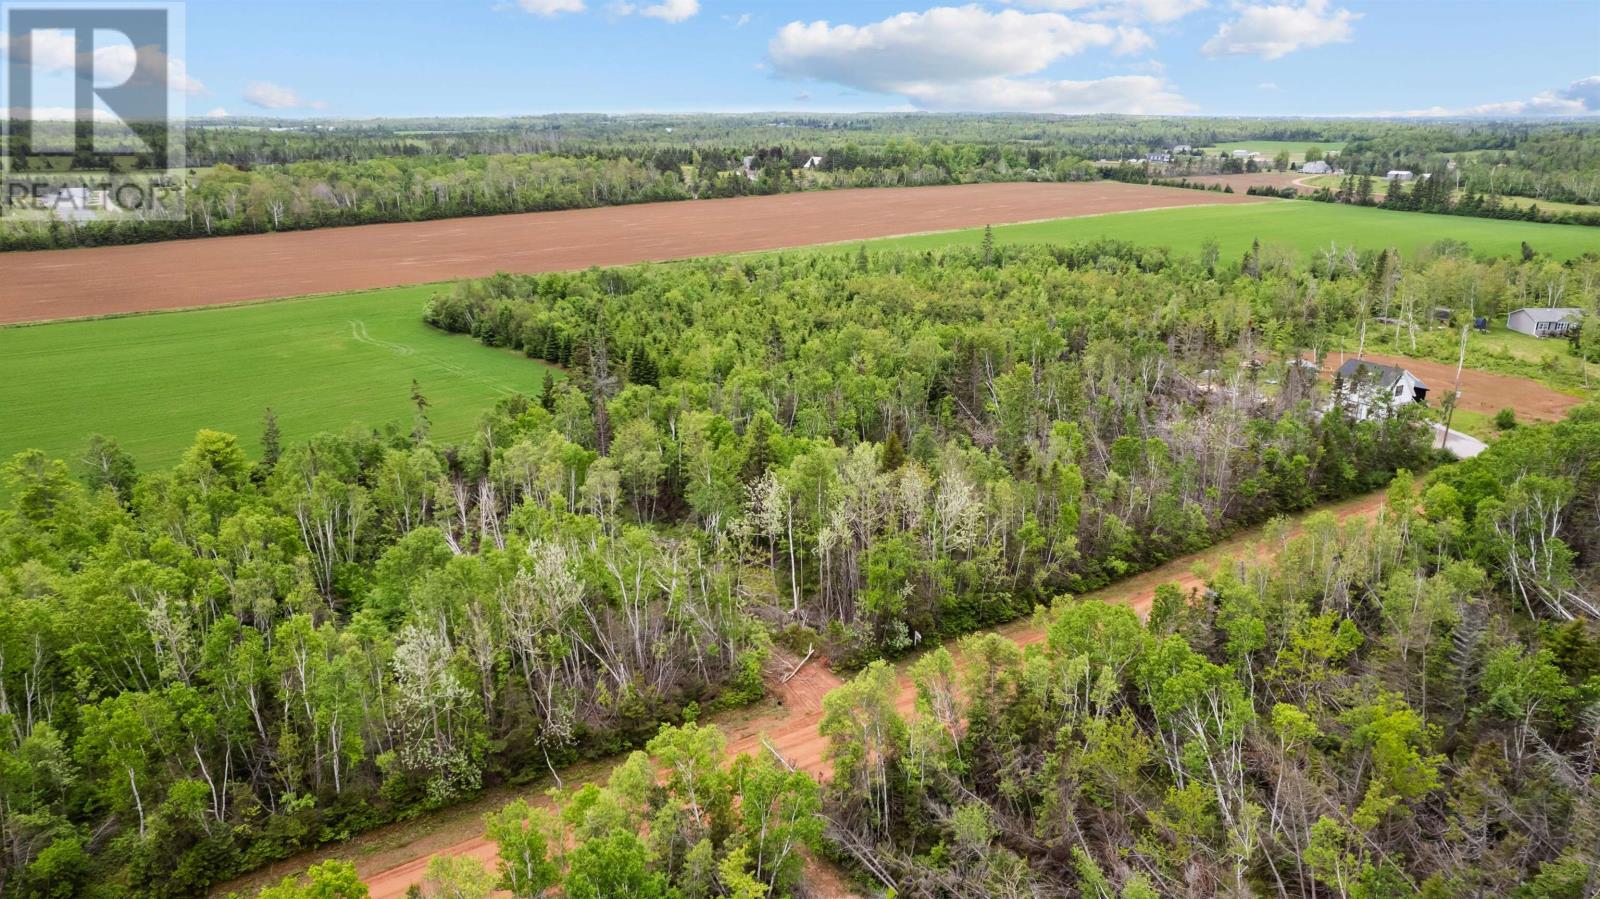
[911,74,1193,112]
[205,106,229,118]
[724,12,753,27]
[2,105,128,121]
[639,0,699,22]
[516,0,586,14]
[768,6,1187,113]
[1372,76,1600,118]
[243,81,327,110]
[0,28,204,96]
[1257,81,1279,91]
[1009,0,1209,24]
[1562,76,1600,110]
[608,0,699,22]
[771,7,1148,86]
[1201,0,1356,60]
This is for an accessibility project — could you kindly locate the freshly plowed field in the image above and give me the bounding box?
[1,182,1266,324]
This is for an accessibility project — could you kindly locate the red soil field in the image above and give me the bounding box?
[333,492,1391,899]
[2,182,1266,325]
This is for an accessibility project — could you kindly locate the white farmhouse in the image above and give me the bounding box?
[1146,152,1173,163]
[1507,307,1583,338]
[1386,170,1415,181]
[1301,160,1333,174]
[1172,144,1192,153]
[1334,359,1428,421]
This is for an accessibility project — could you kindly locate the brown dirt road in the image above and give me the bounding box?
[242,491,1385,899]
[1,182,1266,325]
[1317,350,1583,422]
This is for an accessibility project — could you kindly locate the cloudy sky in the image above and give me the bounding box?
[6,0,1598,119]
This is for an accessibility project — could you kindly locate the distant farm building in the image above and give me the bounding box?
[1172,144,1192,153]
[1146,152,1172,163]
[802,156,824,169]
[1300,160,1333,174]
[1232,149,1259,159]
[1386,170,1415,181]
[1507,307,1583,338]
[35,187,120,222]
[1335,359,1428,421]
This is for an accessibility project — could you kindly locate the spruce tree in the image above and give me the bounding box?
[261,407,282,468]
[879,427,906,472]
[410,379,431,444]
[540,370,556,412]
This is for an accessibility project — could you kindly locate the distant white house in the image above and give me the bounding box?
[1507,307,1583,338]
[802,155,824,169]
[1146,152,1172,163]
[1231,149,1259,159]
[1386,170,1415,182]
[1172,144,1192,154]
[35,186,120,222]
[1301,160,1333,174]
[1335,359,1428,421]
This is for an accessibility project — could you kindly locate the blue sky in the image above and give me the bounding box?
[13,0,1600,118]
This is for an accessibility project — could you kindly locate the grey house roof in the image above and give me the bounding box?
[1509,307,1583,324]
[1336,359,1426,391]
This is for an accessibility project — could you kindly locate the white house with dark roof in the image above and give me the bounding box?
[1507,307,1583,338]
[1334,359,1428,421]
[1300,160,1332,174]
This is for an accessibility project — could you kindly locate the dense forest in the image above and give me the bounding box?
[2,239,1595,897]
[255,410,1600,899]
[6,114,1596,250]
[812,412,1600,898]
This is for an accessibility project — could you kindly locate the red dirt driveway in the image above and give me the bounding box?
[1317,350,1583,423]
[1,181,1266,325]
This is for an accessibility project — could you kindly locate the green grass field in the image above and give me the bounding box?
[0,286,560,469]
[1301,174,1599,217]
[5,195,1595,472]
[867,200,1600,261]
[1198,139,1345,163]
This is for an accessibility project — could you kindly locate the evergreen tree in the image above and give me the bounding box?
[540,370,556,412]
[740,412,775,484]
[1242,238,1262,280]
[261,407,283,468]
[879,428,905,472]
[410,379,431,444]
